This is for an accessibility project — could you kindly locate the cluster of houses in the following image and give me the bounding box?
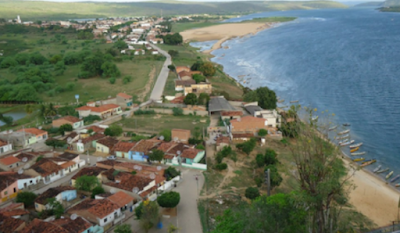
[173,66,212,97]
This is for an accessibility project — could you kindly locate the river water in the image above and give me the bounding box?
[0,110,27,127]
[191,7,400,180]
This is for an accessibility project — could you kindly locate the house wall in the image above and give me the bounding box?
[96,143,111,154]
[116,151,129,158]
[128,151,147,162]
[116,96,133,108]
[60,190,77,202]
[193,151,205,163]
[0,180,18,203]
[35,132,48,141]
[35,202,46,212]
[184,83,212,95]
[17,177,37,190]
[77,110,93,118]
[98,208,122,227]
[0,144,12,154]
[27,136,37,145]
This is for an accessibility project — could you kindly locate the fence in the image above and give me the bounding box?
[151,102,187,108]
[367,222,400,233]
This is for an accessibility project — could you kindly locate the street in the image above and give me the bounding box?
[149,44,172,102]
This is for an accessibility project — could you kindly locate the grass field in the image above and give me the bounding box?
[164,71,178,96]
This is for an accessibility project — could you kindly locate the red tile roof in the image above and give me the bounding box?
[86,125,105,133]
[170,96,185,104]
[0,214,25,233]
[117,93,132,99]
[113,141,136,152]
[87,199,119,218]
[181,148,201,159]
[17,128,47,136]
[76,104,120,113]
[131,140,160,154]
[97,137,119,149]
[72,167,106,180]
[157,142,177,153]
[52,216,92,233]
[216,136,230,145]
[55,115,82,123]
[178,70,192,78]
[221,111,243,116]
[0,139,9,147]
[19,219,69,233]
[106,172,153,191]
[0,156,20,165]
[107,191,135,208]
[30,158,63,177]
[60,161,76,169]
[81,133,106,144]
[35,186,76,204]
[0,209,29,217]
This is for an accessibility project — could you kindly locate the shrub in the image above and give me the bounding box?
[91,186,105,199]
[258,129,268,137]
[157,191,180,208]
[215,163,227,170]
[123,75,132,84]
[134,109,155,115]
[245,187,260,200]
[264,148,278,166]
[172,107,183,116]
[165,166,180,180]
[16,191,37,207]
[256,153,265,167]
[195,144,205,150]
[109,77,116,84]
[215,152,224,164]
[254,177,263,187]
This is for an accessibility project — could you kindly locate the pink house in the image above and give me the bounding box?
[0,173,19,203]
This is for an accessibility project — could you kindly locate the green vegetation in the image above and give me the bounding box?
[243,86,277,109]
[157,191,181,208]
[244,187,260,200]
[104,124,123,136]
[139,201,160,233]
[149,149,164,162]
[171,22,221,33]
[114,224,132,233]
[164,166,180,180]
[46,198,64,219]
[16,191,37,207]
[380,6,400,12]
[91,186,105,199]
[74,175,100,191]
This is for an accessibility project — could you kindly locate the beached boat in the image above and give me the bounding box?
[337,134,350,140]
[391,175,400,183]
[373,165,382,173]
[377,168,389,173]
[350,147,359,153]
[338,139,349,145]
[290,100,299,103]
[338,129,350,135]
[340,140,355,146]
[351,151,366,156]
[386,171,394,179]
[343,123,351,127]
[361,159,376,167]
[329,125,337,131]
[353,157,365,162]
[349,142,363,149]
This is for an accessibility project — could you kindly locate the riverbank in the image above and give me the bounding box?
[181,22,274,54]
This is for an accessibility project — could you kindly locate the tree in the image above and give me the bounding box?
[184,93,197,105]
[167,65,175,71]
[101,61,121,77]
[109,77,116,84]
[258,129,268,137]
[0,114,13,127]
[59,123,73,136]
[199,62,216,77]
[47,198,64,219]
[245,187,260,200]
[91,186,105,199]
[163,33,183,45]
[135,202,144,219]
[191,61,203,71]
[264,165,282,189]
[49,54,63,64]
[140,201,160,233]
[75,175,100,191]
[198,93,210,105]
[236,138,256,155]
[264,148,278,166]
[104,125,123,136]
[16,191,37,207]
[193,74,206,83]
[168,50,179,57]
[114,40,128,50]
[160,129,171,141]
[256,153,265,167]
[149,149,164,162]
[45,139,67,149]
[115,224,132,233]
[0,57,18,68]
[243,87,277,110]
[157,191,180,208]
[172,107,183,116]
[164,166,180,180]
[80,52,105,77]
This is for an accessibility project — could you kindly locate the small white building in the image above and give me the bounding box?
[151,50,159,55]
[0,139,12,154]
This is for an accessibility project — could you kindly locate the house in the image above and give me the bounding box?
[0,214,26,233]
[75,104,122,119]
[180,148,205,165]
[96,137,119,154]
[128,139,161,162]
[163,143,186,164]
[175,66,190,74]
[178,71,192,80]
[107,191,135,212]
[71,167,106,187]
[221,111,243,121]
[134,49,145,55]
[0,172,37,191]
[0,156,20,169]
[244,105,281,127]
[171,129,191,144]
[50,217,98,233]
[150,38,163,44]
[68,199,123,227]
[184,82,212,96]
[151,49,159,55]
[0,131,37,147]
[208,96,237,116]
[17,128,48,141]
[34,186,76,212]
[175,79,196,91]
[52,116,84,129]
[0,139,12,154]
[75,133,106,152]
[114,141,136,159]
[0,173,19,204]
[116,93,133,107]
[216,136,230,151]
[229,116,269,140]
[86,125,106,134]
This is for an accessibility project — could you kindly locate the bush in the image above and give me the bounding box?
[236,138,257,155]
[254,177,263,187]
[157,191,180,208]
[109,77,116,84]
[123,75,132,84]
[215,152,224,164]
[91,186,105,199]
[258,129,268,137]
[245,187,260,200]
[264,148,278,166]
[159,129,171,141]
[16,191,37,207]
[134,109,155,115]
[83,115,101,123]
[215,163,227,170]
[184,93,197,105]
[104,125,123,137]
[256,153,265,167]
[165,166,180,180]
[168,64,175,71]
[172,107,183,116]
[195,144,205,150]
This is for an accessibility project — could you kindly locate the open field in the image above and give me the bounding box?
[0,0,347,20]
[163,71,178,96]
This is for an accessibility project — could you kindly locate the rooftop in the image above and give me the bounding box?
[216,136,230,145]
[221,111,243,117]
[17,128,47,136]
[0,173,18,191]
[107,191,135,208]
[30,158,63,177]
[69,199,119,219]
[113,141,136,152]
[0,156,20,165]
[106,172,153,191]
[175,79,196,87]
[0,139,9,147]
[72,167,106,180]
[81,133,106,144]
[52,216,92,233]
[55,115,82,123]
[131,140,160,154]
[244,105,263,116]
[157,142,177,153]
[58,151,80,160]
[181,148,202,159]
[0,214,25,233]
[75,104,120,113]
[178,70,192,78]
[97,137,119,149]
[35,186,76,204]
[209,96,236,113]
[85,125,105,133]
[117,93,132,99]
[19,219,69,233]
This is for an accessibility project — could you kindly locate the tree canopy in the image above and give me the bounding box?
[163,33,183,45]
[157,191,180,208]
[245,187,260,200]
[16,191,37,207]
[243,86,277,109]
[104,125,123,137]
[149,149,164,162]
[184,93,197,105]
[75,175,100,191]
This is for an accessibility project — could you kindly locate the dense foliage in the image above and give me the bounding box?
[159,129,172,142]
[191,61,216,77]
[157,191,181,208]
[104,125,123,136]
[184,93,197,105]
[164,166,180,180]
[16,191,37,207]
[245,187,260,200]
[243,86,277,109]
[236,138,257,155]
[163,33,183,45]
[149,149,164,162]
[75,175,100,191]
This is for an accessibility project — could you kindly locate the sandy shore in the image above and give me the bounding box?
[180,22,272,53]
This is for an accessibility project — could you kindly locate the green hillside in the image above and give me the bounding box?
[0,1,348,21]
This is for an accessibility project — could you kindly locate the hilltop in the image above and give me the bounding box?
[0,0,348,20]
[380,0,400,11]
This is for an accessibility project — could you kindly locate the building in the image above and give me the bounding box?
[208,96,237,116]
[75,133,106,152]
[114,141,136,159]
[0,214,26,233]
[244,105,281,127]
[0,173,18,203]
[17,128,48,141]
[0,131,37,147]
[171,129,191,144]
[0,172,37,191]
[20,217,101,233]
[96,137,119,154]
[34,186,77,212]
[180,148,205,165]
[0,156,20,169]
[52,116,84,129]
[175,79,196,92]
[216,136,230,151]
[184,82,212,96]
[116,93,133,108]
[229,116,270,140]
[71,167,106,187]
[75,104,122,119]
[107,191,135,212]
[221,111,243,121]
[175,66,190,74]
[128,140,161,162]
[178,71,192,80]
[0,139,12,155]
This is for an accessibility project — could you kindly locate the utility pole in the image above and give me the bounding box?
[265,169,271,196]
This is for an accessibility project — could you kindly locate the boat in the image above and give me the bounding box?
[351,151,366,156]
[278,99,285,103]
[338,129,350,135]
[290,100,299,103]
[361,159,376,167]
[353,157,365,162]
[343,123,351,127]
[377,168,389,173]
[329,125,337,131]
[312,116,319,121]
[373,165,382,173]
[337,134,350,140]
[349,142,363,149]
[391,175,400,183]
[386,171,394,179]
[350,147,359,153]
[340,140,355,146]
[395,183,400,187]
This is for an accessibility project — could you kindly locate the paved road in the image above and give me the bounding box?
[149,44,172,102]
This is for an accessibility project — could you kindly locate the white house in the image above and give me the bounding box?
[134,49,145,55]
[151,50,159,55]
[16,174,37,190]
[0,139,12,154]
[121,50,126,54]
[244,103,282,128]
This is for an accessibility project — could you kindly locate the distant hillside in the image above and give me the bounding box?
[0,0,348,21]
[354,1,384,7]
[380,0,400,11]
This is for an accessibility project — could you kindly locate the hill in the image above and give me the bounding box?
[354,1,384,7]
[380,0,400,11]
[0,1,348,21]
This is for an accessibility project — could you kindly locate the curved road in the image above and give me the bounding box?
[149,44,172,102]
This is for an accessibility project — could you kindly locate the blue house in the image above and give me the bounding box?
[34,186,77,212]
[128,140,161,162]
[180,148,205,165]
